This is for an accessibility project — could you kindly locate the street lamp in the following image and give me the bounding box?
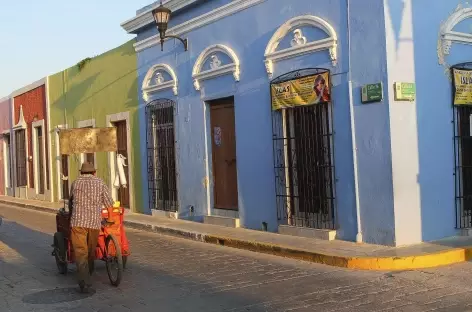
[152,2,188,52]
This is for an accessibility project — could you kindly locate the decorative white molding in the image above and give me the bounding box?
[121,0,199,33]
[264,15,338,77]
[438,5,472,66]
[142,64,178,101]
[192,44,240,91]
[133,0,265,52]
[209,55,222,69]
[291,29,307,47]
[12,105,27,130]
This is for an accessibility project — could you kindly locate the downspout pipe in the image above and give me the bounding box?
[346,0,363,243]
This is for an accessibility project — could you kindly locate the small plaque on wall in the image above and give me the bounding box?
[394,82,416,101]
[361,83,383,103]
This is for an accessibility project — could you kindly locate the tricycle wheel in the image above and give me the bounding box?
[122,256,128,269]
[53,232,67,275]
[105,234,123,286]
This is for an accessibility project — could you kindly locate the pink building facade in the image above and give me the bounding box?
[0,97,12,196]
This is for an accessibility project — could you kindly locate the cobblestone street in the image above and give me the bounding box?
[1,204,472,311]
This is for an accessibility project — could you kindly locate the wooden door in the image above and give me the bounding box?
[61,155,69,199]
[210,98,238,210]
[15,129,27,187]
[114,120,130,208]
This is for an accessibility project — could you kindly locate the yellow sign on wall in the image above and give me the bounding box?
[453,68,472,105]
[271,72,331,111]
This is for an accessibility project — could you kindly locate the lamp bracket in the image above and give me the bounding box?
[164,35,188,51]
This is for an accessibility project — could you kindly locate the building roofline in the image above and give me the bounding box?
[10,77,46,98]
[120,0,199,34]
[0,96,10,103]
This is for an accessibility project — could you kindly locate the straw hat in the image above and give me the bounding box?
[80,162,96,174]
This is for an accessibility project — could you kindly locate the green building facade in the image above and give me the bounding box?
[47,40,143,212]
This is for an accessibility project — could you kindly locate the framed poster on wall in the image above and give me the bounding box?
[270,71,331,110]
[453,68,472,105]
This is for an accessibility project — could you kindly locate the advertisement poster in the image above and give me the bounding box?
[453,68,472,105]
[271,72,331,111]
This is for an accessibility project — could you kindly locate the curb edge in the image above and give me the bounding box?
[1,198,469,271]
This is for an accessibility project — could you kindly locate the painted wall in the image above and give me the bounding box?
[408,0,471,242]
[13,85,49,191]
[351,0,472,245]
[0,97,11,195]
[135,0,358,239]
[47,40,141,211]
[383,0,422,246]
[347,0,395,245]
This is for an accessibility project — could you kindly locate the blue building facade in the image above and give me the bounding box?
[121,0,472,246]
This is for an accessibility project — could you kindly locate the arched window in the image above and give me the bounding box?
[192,44,240,91]
[142,64,178,101]
[264,15,338,77]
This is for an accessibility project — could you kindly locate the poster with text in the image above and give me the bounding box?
[271,72,331,111]
[453,68,472,105]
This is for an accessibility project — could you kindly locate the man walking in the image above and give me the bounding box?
[70,162,114,292]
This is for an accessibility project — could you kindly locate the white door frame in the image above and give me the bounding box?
[32,119,46,196]
[2,130,11,195]
[106,112,134,211]
[54,124,69,200]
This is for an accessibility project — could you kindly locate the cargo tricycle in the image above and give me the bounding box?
[52,203,130,286]
[51,126,130,286]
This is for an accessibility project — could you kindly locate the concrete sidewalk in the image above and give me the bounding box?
[1,195,471,271]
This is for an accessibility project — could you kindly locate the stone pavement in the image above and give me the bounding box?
[1,196,472,270]
[3,204,472,311]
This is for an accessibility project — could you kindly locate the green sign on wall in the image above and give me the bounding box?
[361,83,383,103]
[394,82,416,101]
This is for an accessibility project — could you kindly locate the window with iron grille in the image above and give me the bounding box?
[453,63,472,228]
[145,99,178,212]
[15,129,27,187]
[271,69,336,230]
